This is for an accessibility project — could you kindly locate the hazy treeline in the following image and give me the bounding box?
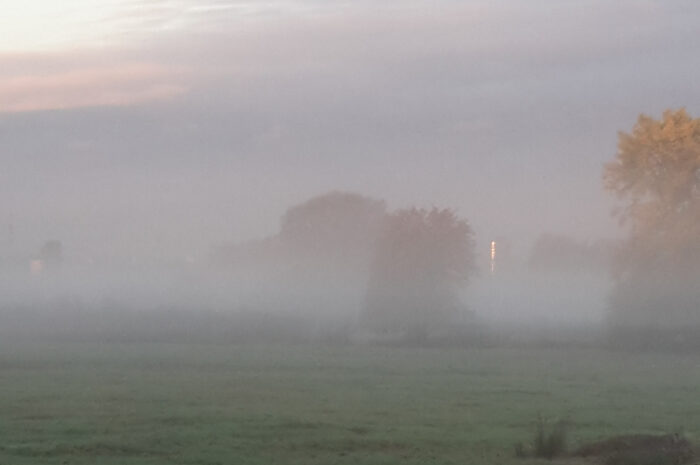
[2,110,698,349]
[0,190,613,346]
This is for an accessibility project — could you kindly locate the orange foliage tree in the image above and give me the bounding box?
[604,109,700,337]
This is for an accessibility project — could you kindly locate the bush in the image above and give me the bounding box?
[576,433,694,465]
[513,441,526,458]
[532,416,569,459]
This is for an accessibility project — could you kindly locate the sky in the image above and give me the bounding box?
[1,0,699,263]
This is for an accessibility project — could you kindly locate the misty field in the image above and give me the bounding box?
[1,342,700,465]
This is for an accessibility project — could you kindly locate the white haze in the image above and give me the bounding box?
[1,0,698,339]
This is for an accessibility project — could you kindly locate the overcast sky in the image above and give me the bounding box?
[1,0,699,262]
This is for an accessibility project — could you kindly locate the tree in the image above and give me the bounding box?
[213,191,386,271]
[279,191,386,269]
[528,234,613,273]
[361,207,476,341]
[603,109,700,338]
[275,191,387,320]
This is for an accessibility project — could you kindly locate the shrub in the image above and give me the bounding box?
[532,416,569,459]
[576,433,694,465]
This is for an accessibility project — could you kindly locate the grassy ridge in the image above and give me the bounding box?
[1,342,699,464]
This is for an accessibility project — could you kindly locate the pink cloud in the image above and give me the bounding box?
[0,61,187,113]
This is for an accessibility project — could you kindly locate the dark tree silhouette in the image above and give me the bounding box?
[362,207,476,341]
[279,191,386,269]
[528,234,613,273]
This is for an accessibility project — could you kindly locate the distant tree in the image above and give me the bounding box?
[279,191,386,269]
[212,191,386,314]
[603,109,700,338]
[362,207,476,341]
[528,234,613,273]
[38,240,63,270]
[213,191,386,271]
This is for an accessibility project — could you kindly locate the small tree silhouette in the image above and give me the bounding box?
[362,207,476,341]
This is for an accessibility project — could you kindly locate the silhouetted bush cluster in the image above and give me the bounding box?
[576,433,694,465]
[515,416,569,459]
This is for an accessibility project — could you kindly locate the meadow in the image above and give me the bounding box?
[1,341,699,464]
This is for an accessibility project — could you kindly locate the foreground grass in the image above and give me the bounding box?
[1,342,700,464]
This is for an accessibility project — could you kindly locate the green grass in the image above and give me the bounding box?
[1,342,700,464]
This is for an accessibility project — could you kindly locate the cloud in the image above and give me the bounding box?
[0,58,186,113]
[2,0,699,260]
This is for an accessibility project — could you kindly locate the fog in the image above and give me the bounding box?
[1,0,699,347]
[0,190,617,344]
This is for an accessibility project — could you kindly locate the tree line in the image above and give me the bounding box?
[215,108,700,346]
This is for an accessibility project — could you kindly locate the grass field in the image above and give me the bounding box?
[1,342,700,464]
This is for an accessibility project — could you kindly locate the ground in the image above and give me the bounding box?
[1,342,699,464]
